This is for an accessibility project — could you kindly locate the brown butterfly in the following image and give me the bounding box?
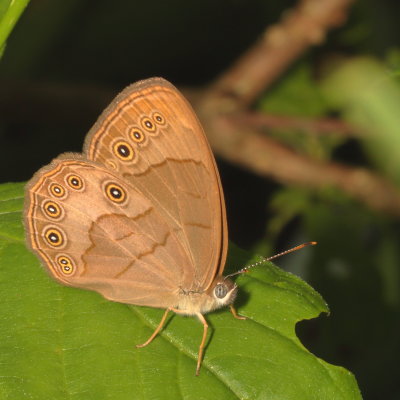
[24,77,315,375]
[24,78,244,375]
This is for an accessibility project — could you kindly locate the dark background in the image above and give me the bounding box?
[1,1,400,398]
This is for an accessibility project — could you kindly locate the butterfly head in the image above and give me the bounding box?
[207,276,238,310]
[176,276,238,315]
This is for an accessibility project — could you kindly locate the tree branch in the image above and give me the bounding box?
[209,0,355,107]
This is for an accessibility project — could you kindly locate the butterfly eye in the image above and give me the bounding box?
[214,283,228,299]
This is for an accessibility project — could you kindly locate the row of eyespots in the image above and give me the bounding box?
[48,174,85,199]
[42,174,128,277]
[46,172,126,216]
[111,111,166,163]
[44,174,84,254]
[43,180,127,247]
[40,161,130,275]
[141,111,166,133]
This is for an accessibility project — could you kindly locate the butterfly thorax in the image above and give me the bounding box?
[175,277,237,316]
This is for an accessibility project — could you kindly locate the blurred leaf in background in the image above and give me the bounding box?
[0,0,29,56]
[323,57,400,185]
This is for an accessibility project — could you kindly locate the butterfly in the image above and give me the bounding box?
[24,77,247,375]
[24,77,316,375]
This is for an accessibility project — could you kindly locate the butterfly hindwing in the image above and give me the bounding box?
[24,157,193,307]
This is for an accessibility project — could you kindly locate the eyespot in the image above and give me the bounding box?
[104,182,127,204]
[65,174,84,190]
[129,127,145,143]
[44,227,65,248]
[112,140,134,161]
[42,200,64,220]
[141,117,156,133]
[49,183,66,198]
[214,283,228,299]
[56,255,75,275]
[153,112,166,125]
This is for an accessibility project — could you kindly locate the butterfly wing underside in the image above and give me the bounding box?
[24,78,228,308]
[84,78,228,292]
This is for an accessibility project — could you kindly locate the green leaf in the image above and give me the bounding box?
[0,0,30,53]
[257,62,344,161]
[259,62,328,117]
[321,56,400,185]
[0,182,361,399]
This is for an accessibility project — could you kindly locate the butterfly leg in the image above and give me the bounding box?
[136,308,171,348]
[229,304,246,320]
[195,313,208,376]
[169,308,208,376]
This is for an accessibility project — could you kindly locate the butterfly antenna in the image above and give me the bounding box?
[225,241,317,279]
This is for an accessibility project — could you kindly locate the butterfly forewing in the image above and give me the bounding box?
[83,78,227,292]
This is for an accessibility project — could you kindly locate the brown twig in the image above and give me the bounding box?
[209,0,355,107]
[190,0,400,216]
[201,112,400,216]
[232,112,358,136]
